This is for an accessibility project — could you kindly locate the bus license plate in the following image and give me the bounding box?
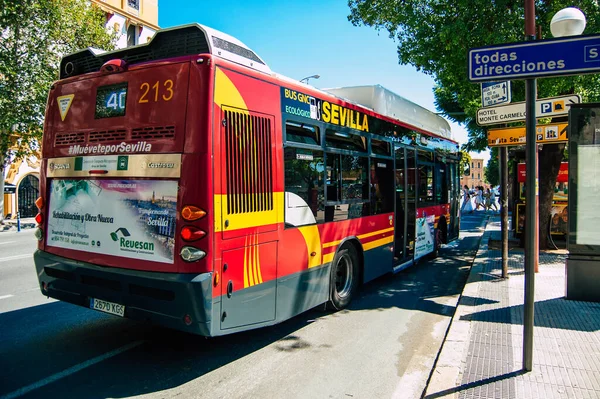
[90,298,125,317]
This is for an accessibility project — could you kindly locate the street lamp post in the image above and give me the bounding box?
[300,74,320,84]
[522,3,587,372]
[523,0,537,372]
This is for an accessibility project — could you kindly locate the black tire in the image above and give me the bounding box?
[327,244,359,310]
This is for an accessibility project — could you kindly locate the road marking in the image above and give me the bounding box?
[0,254,31,263]
[0,241,16,245]
[0,340,144,399]
[0,295,14,300]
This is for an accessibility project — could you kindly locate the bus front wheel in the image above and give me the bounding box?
[328,244,359,310]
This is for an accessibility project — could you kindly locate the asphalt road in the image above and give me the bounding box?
[0,212,486,399]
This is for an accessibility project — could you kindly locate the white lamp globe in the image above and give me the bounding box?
[550,7,586,37]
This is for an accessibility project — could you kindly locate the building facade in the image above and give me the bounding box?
[92,0,159,48]
[3,0,159,219]
[460,158,486,190]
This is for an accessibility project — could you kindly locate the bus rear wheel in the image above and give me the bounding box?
[328,244,359,310]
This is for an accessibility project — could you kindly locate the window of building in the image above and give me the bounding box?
[128,0,140,10]
[478,162,481,168]
[478,173,480,179]
[127,24,137,46]
[284,147,324,226]
[285,121,320,146]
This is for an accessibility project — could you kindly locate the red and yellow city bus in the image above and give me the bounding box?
[33,24,461,336]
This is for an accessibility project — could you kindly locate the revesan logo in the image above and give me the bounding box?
[110,227,155,252]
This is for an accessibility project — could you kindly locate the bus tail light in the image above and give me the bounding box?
[35,196,44,241]
[180,226,206,241]
[181,206,206,221]
[35,228,44,241]
[180,246,206,262]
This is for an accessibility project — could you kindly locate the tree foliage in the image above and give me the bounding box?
[348,0,600,151]
[0,0,117,164]
[348,0,600,248]
[459,150,471,177]
[485,148,500,187]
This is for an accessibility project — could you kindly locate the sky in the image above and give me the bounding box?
[159,0,490,164]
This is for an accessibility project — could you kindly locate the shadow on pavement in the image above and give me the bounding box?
[424,369,526,399]
[0,300,324,399]
[2,212,489,399]
[459,297,600,332]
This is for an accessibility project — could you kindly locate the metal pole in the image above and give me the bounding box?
[523,0,537,372]
[501,147,508,278]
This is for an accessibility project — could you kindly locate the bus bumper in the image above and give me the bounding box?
[33,250,213,336]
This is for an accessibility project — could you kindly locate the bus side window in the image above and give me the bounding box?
[324,153,369,222]
[436,164,448,204]
[371,159,394,215]
[284,147,325,226]
[418,163,434,203]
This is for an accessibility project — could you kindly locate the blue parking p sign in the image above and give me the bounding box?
[469,34,600,82]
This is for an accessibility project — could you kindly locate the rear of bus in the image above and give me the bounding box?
[33,26,219,335]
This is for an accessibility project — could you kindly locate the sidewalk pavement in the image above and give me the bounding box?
[425,214,600,399]
[1,217,36,232]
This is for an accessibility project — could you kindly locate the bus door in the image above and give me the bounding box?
[218,105,278,331]
[447,161,460,241]
[394,146,417,262]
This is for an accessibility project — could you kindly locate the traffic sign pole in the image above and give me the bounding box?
[523,0,537,372]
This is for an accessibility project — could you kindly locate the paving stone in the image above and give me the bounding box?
[426,214,600,399]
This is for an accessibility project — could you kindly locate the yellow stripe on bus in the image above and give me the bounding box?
[214,192,284,232]
[322,226,394,248]
[363,235,394,251]
[322,228,395,264]
[298,225,322,268]
[215,67,249,111]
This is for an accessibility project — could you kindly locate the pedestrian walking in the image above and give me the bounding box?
[475,186,484,211]
[484,187,492,213]
[488,187,499,212]
[460,185,473,214]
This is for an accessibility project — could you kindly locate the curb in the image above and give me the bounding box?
[423,215,494,399]
[1,222,36,232]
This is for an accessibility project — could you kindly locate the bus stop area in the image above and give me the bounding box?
[425,213,600,399]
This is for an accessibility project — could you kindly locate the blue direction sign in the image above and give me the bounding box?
[481,81,511,107]
[469,34,600,82]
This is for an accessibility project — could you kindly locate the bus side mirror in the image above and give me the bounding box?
[463,163,470,176]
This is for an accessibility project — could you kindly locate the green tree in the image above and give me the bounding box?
[0,0,117,220]
[348,0,600,248]
[459,150,471,177]
[485,148,500,187]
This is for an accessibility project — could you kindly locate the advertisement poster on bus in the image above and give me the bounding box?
[47,179,177,263]
[415,214,435,259]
